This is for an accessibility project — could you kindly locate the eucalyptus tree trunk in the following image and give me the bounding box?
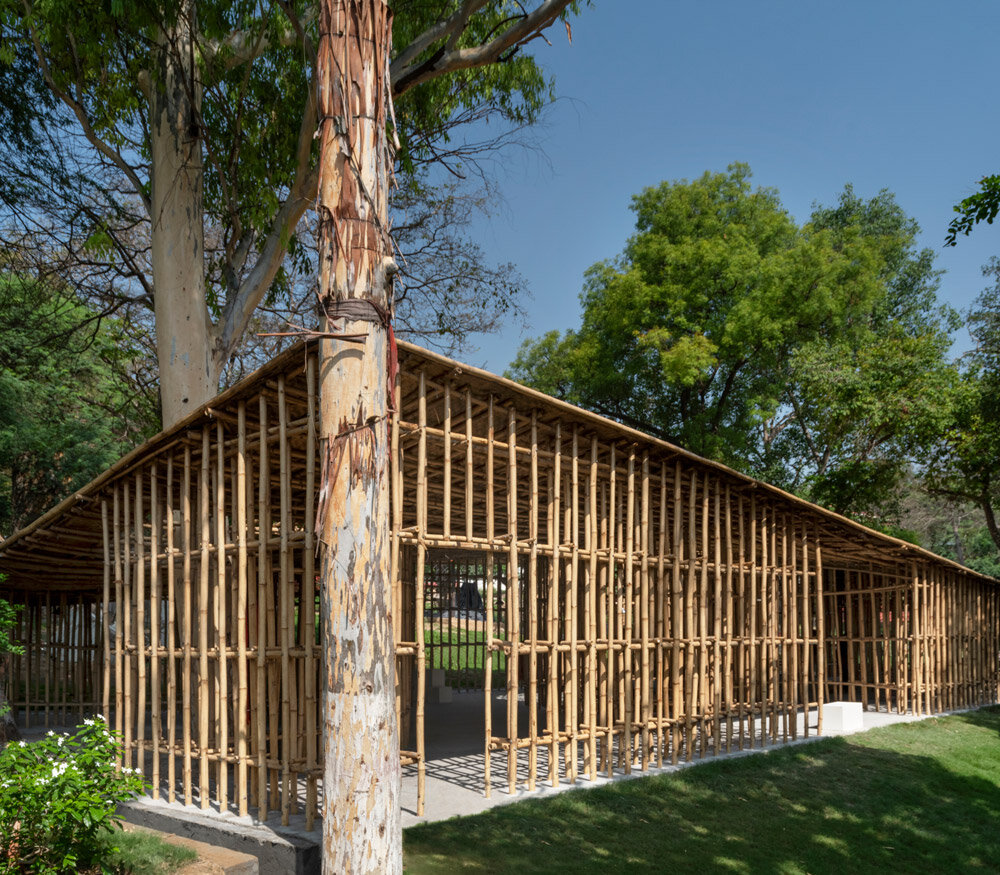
[149,0,217,427]
[316,1,400,871]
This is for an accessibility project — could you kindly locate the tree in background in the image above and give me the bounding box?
[0,0,585,426]
[946,174,1000,246]
[0,274,156,536]
[760,187,959,518]
[925,260,1000,555]
[509,166,958,522]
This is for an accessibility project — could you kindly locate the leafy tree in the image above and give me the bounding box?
[759,187,959,518]
[0,0,585,425]
[946,174,1000,245]
[926,260,1000,554]
[510,167,958,520]
[0,275,155,535]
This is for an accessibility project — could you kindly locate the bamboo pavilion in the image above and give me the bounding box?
[1,339,997,826]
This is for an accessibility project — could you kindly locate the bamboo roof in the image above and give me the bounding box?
[0,339,994,591]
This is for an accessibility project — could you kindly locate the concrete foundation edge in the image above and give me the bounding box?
[118,800,321,875]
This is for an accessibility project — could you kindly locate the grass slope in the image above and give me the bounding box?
[404,708,1000,874]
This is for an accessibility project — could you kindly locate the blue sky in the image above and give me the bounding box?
[455,1,1000,373]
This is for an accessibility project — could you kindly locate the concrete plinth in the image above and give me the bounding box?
[822,701,864,733]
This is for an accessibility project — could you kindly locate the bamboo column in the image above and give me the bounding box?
[198,428,211,808]
[182,445,193,805]
[166,457,177,803]
[506,406,519,795]
[150,464,161,798]
[256,397,270,818]
[416,371,428,813]
[236,402,250,818]
[484,394,494,798]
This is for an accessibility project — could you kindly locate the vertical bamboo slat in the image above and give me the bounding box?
[236,403,250,818]
[166,458,177,803]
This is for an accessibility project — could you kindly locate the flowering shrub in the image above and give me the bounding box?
[0,717,145,874]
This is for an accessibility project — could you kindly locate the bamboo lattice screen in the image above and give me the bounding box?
[1,340,998,827]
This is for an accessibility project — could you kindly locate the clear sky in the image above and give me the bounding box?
[455,0,1000,374]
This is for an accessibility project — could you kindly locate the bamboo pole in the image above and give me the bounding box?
[256,396,269,819]
[683,470,695,760]
[182,445,193,805]
[166,457,177,803]
[134,469,148,781]
[443,383,452,540]
[604,443,615,777]
[199,427,211,808]
[278,377,292,825]
[815,536,825,735]
[568,428,580,783]
[623,446,635,772]
[484,393,494,798]
[121,483,131,763]
[736,493,746,750]
[780,514,790,742]
[464,390,474,542]
[758,501,768,748]
[654,465,666,766]
[723,485,734,753]
[801,524,811,737]
[212,422,228,813]
[585,436,598,781]
[507,406,520,795]
[639,453,650,770]
[304,357,318,830]
[528,413,540,790]
[712,478,722,754]
[747,494,757,748]
[416,371,428,813]
[150,464,161,799]
[670,462,682,764]
[102,501,111,720]
[548,424,561,788]
[236,402,250,818]
[698,470,709,757]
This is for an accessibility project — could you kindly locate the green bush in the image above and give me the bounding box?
[0,717,144,873]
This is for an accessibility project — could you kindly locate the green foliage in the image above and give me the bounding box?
[946,174,1000,246]
[925,260,1000,556]
[0,0,585,347]
[0,717,145,874]
[100,828,197,875]
[404,708,1000,874]
[510,167,958,522]
[0,275,157,535]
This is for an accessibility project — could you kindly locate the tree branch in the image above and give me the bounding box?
[22,9,151,214]
[390,0,573,96]
[214,62,317,368]
[202,5,317,70]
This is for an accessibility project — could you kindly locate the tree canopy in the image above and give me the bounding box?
[925,259,1000,552]
[0,0,585,424]
[0,274,155,535]
[509,165,958,521]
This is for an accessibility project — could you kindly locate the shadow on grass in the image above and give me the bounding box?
[404,709,1000,874]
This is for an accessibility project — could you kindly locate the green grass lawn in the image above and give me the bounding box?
[97,827,198,874]
[404,707,1000,874]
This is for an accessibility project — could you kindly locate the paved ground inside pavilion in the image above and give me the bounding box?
[399,689,927,829]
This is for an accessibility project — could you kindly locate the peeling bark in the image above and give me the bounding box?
[317,2,400,872]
